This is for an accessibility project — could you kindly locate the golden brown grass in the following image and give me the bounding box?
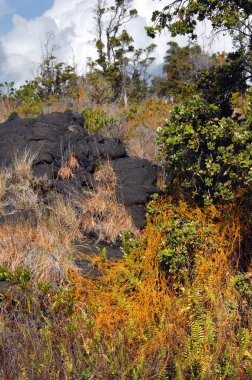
[0,148,251,380]
[0,151,41,216]
[125,127,158,161]
[0,98,16,122]
[0,196,251,379]
[80,160,137,243]
[70,197,251,379]
[57,153,80,180]
[122,98,173,161]
[12,149,37,181]
[126,98,173,132]
[0,169,11,209]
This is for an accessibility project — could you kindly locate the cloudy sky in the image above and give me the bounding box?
[0,0,233,87]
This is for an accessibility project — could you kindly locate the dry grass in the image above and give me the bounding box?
[0,98,16,123]
[0,169,11,208]
[0,152,40,216]
[48,193,81,236]
[57,164,74,180]
[125,126,158,161]
[12,149,37,181]
[0,196,251,379]
[121,98,173,161]
[57,153,79,180]
[125,98,172,132]
[80,160,137,243]
[0,149,250,379]
[0,189,80,283]
[0,225,74,282]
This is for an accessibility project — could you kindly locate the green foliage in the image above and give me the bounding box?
[0,81,15,99]
[0,265,31,286]
[198,51,247,116]
[149,1,252,89]
[153,41,212,100]
[82,108,115,134]
[120,230,141,256]
[15,80,44,116]
[157,218,202,275]
[14,55,78,117]
[127,44,156,102]
[149,1,252,41]
[157,95,252,204]
[147,198,205,277]
[233,274,252,301]
[85,70,114,104]
[37,57,79,99]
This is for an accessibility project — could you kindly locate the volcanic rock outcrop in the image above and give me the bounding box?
[0,110,160,228]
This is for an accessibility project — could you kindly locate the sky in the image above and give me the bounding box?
[0,0,233,87]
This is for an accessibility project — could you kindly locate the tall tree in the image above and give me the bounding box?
[90,0,138,105]
[36,33,78,100]
[128,43,156,101]
[90,0,156,105]
[147,0,252,79]
[154,41,212,99]
[93,0,137,72]
[198,51,247,115]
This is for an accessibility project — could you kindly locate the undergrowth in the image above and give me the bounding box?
[0,196,251,379]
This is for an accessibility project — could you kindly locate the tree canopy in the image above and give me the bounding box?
[147,0,252,42]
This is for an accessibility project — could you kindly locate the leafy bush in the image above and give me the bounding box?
[157,95,252,204]
[233,274,252,301]
[120,230,143,256]
[83,107,115,134]
[147,197,212,279]
[15,81,44,117]
[0,265,31,286]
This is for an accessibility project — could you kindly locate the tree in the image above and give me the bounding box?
[35,33,79,100]
[0,82,15,99]
[90,1,156,105]
[14,34,79,116]
[147,0,252,79]
[151,41,212,100]
[147,1,252,41]
[90,0,138,105]
[93,0,137,72]
[127,43,156,101]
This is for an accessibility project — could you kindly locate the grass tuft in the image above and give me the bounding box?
[80,160,137,243]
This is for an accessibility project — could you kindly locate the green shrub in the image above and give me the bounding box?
[157,95,252,204]
[120,230,143,256]
[0,265,31,287]
[147,197,208,278]
[82,108,115,134]
[233,274,252,301]
[15,81,44,117]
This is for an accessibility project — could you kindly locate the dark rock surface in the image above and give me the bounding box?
[74,239,123,278]
[112,157,160,227]
[0,110,159,228]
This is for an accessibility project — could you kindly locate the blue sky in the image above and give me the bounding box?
[0,0,53,34]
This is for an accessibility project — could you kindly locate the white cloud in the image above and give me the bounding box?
[0,0,233,86]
